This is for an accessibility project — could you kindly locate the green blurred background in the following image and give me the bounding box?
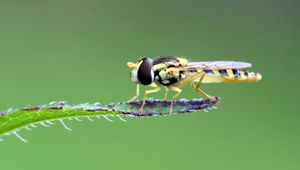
[0,0,299,169]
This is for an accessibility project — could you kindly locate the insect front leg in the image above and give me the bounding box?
[139,83,161,113]
[128,84,140,103]
[192,71,210,98]
[169,86,182,114]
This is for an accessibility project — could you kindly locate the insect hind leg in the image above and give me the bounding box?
[192,71,210,98]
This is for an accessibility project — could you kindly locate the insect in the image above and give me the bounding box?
[127,56,262,113]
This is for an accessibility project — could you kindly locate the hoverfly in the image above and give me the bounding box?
[127,56,262,113]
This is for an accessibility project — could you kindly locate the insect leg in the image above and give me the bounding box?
[139,83,161,113]
[127,84,140,103]
[163,86,169,101]
[192,71,210,98]
[169,86,182,114]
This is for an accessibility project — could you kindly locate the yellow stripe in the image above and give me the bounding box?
[153,63,166,70]
[212,70,219,75]
[239,70,246,79]
[249,72,255,78]
[256,73,262,80]
[226,69,234,78]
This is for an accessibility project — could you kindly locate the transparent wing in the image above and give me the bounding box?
[186,61,252,70]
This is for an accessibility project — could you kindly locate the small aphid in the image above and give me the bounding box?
[127,56,262,113]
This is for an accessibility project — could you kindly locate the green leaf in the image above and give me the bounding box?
[0,97,219,141]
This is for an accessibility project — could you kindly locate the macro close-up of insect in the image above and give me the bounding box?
[127,56,262,113]
[1,1,299,170]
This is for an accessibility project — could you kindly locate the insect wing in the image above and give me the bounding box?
[186,61,252,70]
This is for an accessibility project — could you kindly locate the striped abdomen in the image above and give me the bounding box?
[200,69,262,83]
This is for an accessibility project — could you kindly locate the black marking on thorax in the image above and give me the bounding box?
[153,57,179,65]
[154,70,161,80]
[155,69,185,86]
[152,57,187,86]
[163,77,179,86]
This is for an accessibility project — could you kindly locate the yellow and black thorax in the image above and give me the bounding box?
[153,56,188,86]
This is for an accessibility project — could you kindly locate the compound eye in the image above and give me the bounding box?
[137,58,153,85]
